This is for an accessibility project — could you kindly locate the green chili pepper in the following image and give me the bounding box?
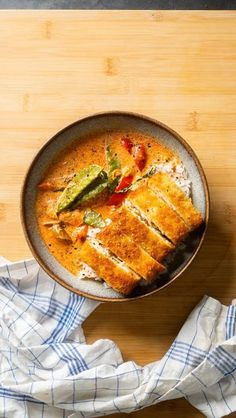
[56,165,103,213]
[106,145,121,192]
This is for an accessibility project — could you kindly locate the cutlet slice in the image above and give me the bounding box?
[127,186,189,244]
[109,205,174,262]
[97,223,165,281]
[79,239,140,295]
[148,172,203,230]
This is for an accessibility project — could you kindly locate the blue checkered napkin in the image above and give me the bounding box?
[0,257,235,418]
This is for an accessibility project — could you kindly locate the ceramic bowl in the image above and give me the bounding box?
[21,112,209,302]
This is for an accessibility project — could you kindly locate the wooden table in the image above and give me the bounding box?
[0,11,235,418]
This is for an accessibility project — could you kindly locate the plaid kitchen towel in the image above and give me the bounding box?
[0,257,235,418]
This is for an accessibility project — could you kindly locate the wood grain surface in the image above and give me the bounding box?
[0,11,235,417]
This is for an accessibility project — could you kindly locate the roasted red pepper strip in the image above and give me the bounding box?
[107,175,133,206]
[107,193,125,206]
[115,174,133,191]
[133,144,147,171]
[121,137,133,154]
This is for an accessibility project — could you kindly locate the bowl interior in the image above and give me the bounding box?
[22,113,208,301]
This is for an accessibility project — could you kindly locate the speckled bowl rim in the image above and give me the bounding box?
[21,111,210,303]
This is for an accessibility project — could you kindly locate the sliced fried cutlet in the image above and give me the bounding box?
[127,186,189,244]
[108,205,174,262]
[97,223,165,281]
[79,239,140,295]
[148,172,203,230]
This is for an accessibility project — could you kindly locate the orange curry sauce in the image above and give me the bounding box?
[36,130,178,275]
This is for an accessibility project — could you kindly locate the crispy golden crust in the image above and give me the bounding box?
[79,240,140,295]
[127,186,189,244]
[108,206,174,261]
[97,224,165,281]
[148,172,203,230]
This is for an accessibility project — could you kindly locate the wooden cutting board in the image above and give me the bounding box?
[0,11,235,417]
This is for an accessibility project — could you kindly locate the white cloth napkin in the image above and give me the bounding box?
[0,257,235,418]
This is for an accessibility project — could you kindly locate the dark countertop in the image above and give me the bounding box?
[0,0,234,9]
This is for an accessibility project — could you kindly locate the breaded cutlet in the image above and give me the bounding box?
[108,205,174,261]
[79,239,140,295]
[127,186,189,244]
[148,172,202,230]
[97,223,165,281]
